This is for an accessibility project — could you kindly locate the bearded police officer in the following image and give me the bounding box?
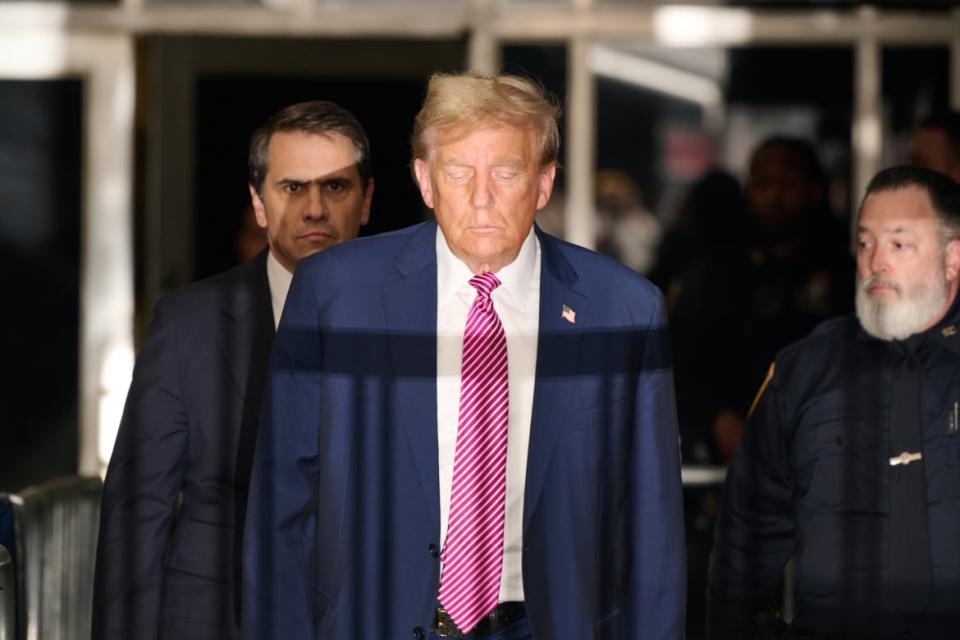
[708,166,960,639]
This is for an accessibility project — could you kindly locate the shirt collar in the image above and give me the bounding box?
[266,250,293,329]
[435,226,539,312]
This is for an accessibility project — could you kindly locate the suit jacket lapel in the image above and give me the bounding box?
[382,223,441,528]
[219,251,275,617]
[218,250,275,417]
[524,229,588,532]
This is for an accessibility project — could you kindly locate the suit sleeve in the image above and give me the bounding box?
[623,291,687,638]
[92,299,189,639]
[706,365,797,639]
[243,264,324,640]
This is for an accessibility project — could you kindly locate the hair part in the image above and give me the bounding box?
[411,72,561,169]
[861,165,960,246]
[249,100,371,194]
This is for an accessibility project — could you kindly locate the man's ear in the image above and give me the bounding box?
[413,159,434,209]
[249,184,268,229]
[536,163,557,210]
[360,178,374,226]
[945,238,960,283]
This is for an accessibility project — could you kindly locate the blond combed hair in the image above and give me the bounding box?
[411,72,560,167]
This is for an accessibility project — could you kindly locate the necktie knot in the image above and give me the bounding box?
[469,272,501,301]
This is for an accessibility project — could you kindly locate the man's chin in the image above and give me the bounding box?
[857,288,947,341]
[299,235,336,251]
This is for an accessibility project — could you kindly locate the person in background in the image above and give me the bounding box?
[909,109,960,183]
[709,166,960,639]
[594,169,662,275]
[235,201,268,263]
[93,100,373,639]
[649,168,746,308]
[670,137,853,464]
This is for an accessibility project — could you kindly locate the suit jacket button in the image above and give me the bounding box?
[412,626,425,640]
[428,543,439,558]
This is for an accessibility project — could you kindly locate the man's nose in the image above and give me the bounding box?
[470,173,493,209]
[868,246,888,274]
[304,184,328,220]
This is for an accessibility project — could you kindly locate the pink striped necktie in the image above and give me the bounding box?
[438,271,510,634]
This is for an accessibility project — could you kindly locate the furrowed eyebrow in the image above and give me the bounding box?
[857,225,916,237]
[276,175,354,187]
[882,227,916,237]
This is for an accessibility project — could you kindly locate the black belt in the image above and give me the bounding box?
[432,602,526,638]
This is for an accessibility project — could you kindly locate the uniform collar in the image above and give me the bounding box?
[927,290,960,357]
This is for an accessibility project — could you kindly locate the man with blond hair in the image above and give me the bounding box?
[243,72,686,640]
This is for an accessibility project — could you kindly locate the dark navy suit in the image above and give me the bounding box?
[243,222,686,639]
[94,251,274,639]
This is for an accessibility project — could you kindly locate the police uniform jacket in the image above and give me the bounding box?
[708,297,960,639]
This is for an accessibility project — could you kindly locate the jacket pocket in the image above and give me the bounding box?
[797,416,886,513]
[313,589,332,636]
[166,517,236,579]
[594,606,620,640]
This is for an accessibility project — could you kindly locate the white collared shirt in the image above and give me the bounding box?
[436,227,541,603]
[266,251,293,330]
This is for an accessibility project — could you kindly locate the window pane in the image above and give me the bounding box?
[881,46,951,169]
[0,79,82,491]
[597,46,855,640]
[592,43,722,275]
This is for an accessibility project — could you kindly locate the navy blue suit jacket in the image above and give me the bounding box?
[244,223,685,639]
[94,251,274,639]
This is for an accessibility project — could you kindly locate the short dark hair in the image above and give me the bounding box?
[861,165,960,243]
[917,109,960,161]
[748,136,826,185]
[248,100,371,194]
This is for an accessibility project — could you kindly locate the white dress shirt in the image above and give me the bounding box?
[436,227,541,603]
[266,251,293,330]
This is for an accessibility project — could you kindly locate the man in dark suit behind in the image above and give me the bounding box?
[93,100,373,639]
[244,72,686,640]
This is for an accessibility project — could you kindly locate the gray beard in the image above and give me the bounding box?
[855,271,948,341]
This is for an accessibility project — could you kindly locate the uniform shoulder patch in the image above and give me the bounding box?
[748,362,776,419]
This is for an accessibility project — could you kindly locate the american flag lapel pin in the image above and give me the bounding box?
[561,304,576,324]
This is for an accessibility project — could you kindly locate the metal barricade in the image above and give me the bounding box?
[0,545,14,640]
[3,476,102,640]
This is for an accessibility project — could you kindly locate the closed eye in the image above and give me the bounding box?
[445,169,470,182]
